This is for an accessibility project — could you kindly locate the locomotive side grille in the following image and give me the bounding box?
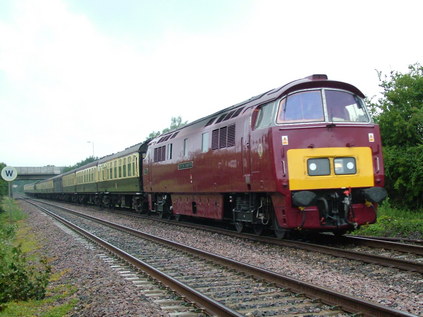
[212,124,236,150]
[154,146,166,162]
[219,127,227,148]
[227,124,236,147]
[212,129,219,150]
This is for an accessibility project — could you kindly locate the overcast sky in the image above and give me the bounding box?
[1,0,422,167]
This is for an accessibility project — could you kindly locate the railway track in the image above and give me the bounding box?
[75,201,423,274]
[27,199,416,316]
[85,201,423,273]
[32,199,423,273]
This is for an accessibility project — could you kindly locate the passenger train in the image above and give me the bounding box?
[25,74,387,237]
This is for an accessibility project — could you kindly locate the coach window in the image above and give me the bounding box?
[201,133,209,152]
[128,157,132,176]
[123,158,127,177]
[118,159,122,178]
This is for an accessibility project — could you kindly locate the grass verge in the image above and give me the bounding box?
[354,199,423,239]
[0,198,78,316]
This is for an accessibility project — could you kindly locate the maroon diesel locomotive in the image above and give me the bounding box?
[143,74,387,237]
[26,74,387,237]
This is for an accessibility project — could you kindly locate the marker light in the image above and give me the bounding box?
[308,158,330,176]
[334,157,356,175]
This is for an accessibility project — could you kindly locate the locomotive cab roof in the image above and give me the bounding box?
[149,74,366,142]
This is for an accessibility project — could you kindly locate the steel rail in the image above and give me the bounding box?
[151,217,423,273]
[351,235,423,246]
[258,236,423,274]
[33,203,243,317]
[32,199,423,273]
[342,235,423,256]
[30,200,417,317]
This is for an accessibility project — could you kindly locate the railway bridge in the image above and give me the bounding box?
[14,166,65,181]
[7,166,66,197]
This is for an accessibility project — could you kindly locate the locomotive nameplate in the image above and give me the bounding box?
[178,161,193,170]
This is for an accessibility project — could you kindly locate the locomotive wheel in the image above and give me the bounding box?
[234,222,244,233]
[159,210,171,219]
[174,214,182,221]
[273,217,287,239]
[133,198,142,212]
[252,224,264,236]
[334,229,348,237]
[274,228,287,239]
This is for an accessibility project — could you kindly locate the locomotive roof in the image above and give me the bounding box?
[150,74,365,141]
[210,74,365,114]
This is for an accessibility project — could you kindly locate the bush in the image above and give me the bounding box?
[368,63,423,210]
[355,199,423,239]
[0,198,51,309]
[0,247,51,304]
[383,145,423,209]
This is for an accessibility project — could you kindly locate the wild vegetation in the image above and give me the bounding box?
[0,198,77,316]
[354,63,423,238]
[0,198,51,311]
[354,199,423,239]
[367,63,423,210]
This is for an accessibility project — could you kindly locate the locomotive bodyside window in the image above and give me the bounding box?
[183,138,188,157]
[277,90,324,123]
[325,90,369,122]
[254,102,276,129]
[201,133,209,152]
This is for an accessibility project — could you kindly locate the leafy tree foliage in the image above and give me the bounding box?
[368,63,423,209]
[0,162,7,198]
[146,116,187,140]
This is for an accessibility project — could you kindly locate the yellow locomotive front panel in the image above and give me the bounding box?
[287,147,374,191]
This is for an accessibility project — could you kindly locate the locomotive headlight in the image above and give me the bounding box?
[307,158,330,176]
[334,157,356,175]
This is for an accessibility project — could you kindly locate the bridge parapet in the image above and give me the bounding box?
[15,166,66,180]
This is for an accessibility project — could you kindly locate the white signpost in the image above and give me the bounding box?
[1,166,18,197]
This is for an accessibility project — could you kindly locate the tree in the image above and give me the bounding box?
[146,116,187,140]
[368,63,423,209]
[0,162,7,198]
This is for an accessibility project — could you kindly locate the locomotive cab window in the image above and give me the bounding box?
[277,90,324,123]
[277,89,370,124]
[326,90,369,122]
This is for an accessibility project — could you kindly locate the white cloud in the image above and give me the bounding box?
[0,0,422,166]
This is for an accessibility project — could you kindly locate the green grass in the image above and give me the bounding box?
[0,285,78,317]
[0,198,78,316]
[354,199,423,239]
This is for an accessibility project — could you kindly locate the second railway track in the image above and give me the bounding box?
[27,199,418,316]
[46,199,423,274]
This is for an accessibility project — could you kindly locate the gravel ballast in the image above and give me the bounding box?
[19,201,422,316]
[19,201,167,316]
